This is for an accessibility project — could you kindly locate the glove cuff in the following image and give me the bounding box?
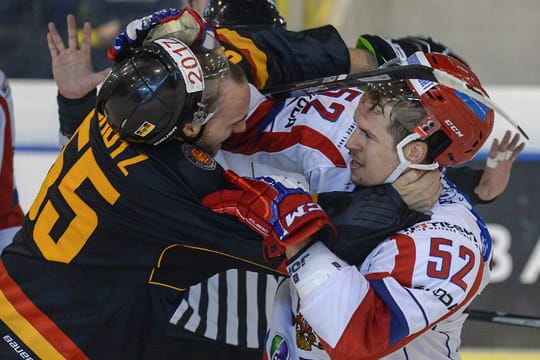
[356,34,408,65]
[287,241,347,298]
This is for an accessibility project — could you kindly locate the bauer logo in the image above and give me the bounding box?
[154,38,204,93]
[134,121,155,137]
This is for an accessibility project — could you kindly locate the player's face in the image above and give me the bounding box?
[195,78,249,156]
[346,97,400,186]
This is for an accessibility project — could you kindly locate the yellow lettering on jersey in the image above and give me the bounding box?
[224,49,243,64]
[110,142,128,159]
[97,116,150,176]
[76,110,95,151]
[34,148,120,263]
[117,154,148,176]
[101,124,120,148]
[217,28,269,89]
[28,154,64,221]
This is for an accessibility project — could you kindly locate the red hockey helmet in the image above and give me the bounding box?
[404,52,494,167]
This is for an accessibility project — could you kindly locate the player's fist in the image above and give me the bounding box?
[202,170,336,259]
[108,7,219,62]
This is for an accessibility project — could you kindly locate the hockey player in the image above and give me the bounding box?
[0,37,342,359]
[0,70,24,253]
[203,52,497,359]
[47,9,523,359]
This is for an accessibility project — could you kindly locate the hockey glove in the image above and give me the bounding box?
[356,34,469,67]
[108,7,219,62]
[319,187,430,265]
[202,170,337,260]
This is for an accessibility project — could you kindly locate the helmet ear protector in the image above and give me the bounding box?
[97,38,229,146]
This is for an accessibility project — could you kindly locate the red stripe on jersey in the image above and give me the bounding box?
[224,106,347,168]
[246,125,347,167]
[391,234,417,287]
[321,239,487,359]
[323,286,392,360]
[0,261,89,359]
[378,253,486,357]
[222,99,278,152]
[216,29,269,89]
[0,95,24,229]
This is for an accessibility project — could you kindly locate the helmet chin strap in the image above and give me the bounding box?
[384,133,439,184]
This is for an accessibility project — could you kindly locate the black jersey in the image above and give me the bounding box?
[0,111,282,359]
[216,25,350,90]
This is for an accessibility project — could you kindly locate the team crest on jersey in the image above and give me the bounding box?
[134,121,156,137]
[269,333,290,360]
[294,307,323,352]
[182,143,217,170]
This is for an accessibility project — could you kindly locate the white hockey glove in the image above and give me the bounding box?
[107,7,219,63]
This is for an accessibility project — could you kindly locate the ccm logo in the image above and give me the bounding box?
[154,38,204,93]
[444,119,464,137]
[285,203,323,227]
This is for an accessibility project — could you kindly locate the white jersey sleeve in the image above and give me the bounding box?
[266,178,493,360]
[217,85,361,193]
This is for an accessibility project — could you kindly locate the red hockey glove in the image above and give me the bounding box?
[108,7,219,62]
[202,170,336,260]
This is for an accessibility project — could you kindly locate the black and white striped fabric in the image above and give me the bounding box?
[169,269,282,349]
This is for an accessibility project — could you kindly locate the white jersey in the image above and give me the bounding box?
[0,70,23,252]
[175,86,362,347]
[216,84,360,193]
[265,177,492,360]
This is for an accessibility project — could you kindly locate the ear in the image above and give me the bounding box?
[181,122,202,139]
[403,141,429,164]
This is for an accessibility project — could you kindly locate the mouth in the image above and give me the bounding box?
[349,159,363,169]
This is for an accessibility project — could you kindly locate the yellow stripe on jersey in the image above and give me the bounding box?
[0,290,64,359]
[217,28,269,89]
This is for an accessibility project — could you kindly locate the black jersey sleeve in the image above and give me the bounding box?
[57,90,97,138]
[216,24,350,90]
[318,186,430,265]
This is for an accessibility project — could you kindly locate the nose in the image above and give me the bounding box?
[345,128,361,151]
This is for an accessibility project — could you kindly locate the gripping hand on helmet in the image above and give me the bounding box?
[202,170,337,260]
[108,7,219,62]
[356,34,469,67]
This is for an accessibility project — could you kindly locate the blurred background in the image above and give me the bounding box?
[2,0,539,358]
[2,0,540,85]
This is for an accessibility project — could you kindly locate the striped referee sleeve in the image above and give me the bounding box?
[169,269,281,349]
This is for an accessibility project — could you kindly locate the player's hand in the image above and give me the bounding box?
[392,169,442,212]
[202,170,336,260]
[356,34,468,67]
[475,130,525,201]
[47,14,111,99]
[108,7,219,63]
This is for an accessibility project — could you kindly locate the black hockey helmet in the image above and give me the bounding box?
[97,38,229,146]
[204,0,287,28]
